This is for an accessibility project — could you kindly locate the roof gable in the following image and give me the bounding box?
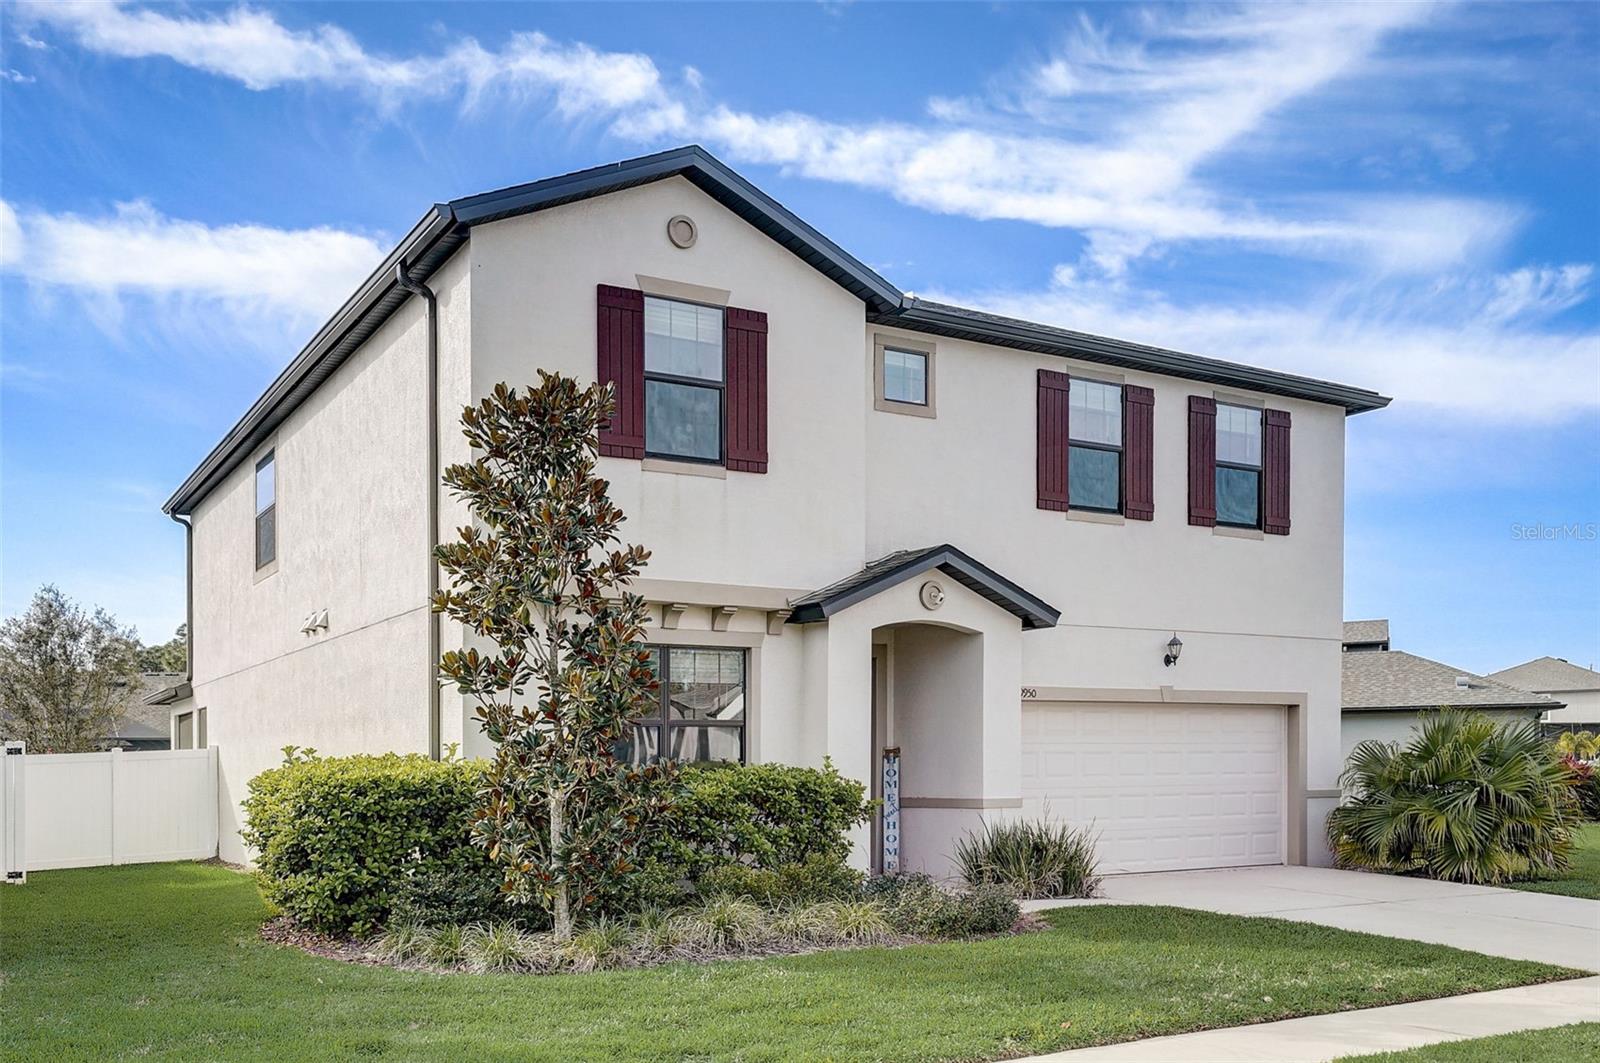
[787,545,1060,631]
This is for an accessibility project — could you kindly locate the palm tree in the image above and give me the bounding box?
[1328,709,1576,884]
[1554,730,1599,761]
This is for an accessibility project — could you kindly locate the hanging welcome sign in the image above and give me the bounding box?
[881,747,901,874]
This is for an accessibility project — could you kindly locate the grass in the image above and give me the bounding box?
[0,863,1582,1062]
[1503,822,1600,900]
[1337,1022,1600,1060]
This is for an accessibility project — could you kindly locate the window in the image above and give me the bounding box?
[883,348,927,405]
[254,451,276,569]
[617,646,746,765]
[644,297,723,462]
[175,712,194,750]
[1068,379,1122,512]
[874,337,936,417]
[1215,403,1263,527]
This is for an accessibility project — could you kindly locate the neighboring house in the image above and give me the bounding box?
[152,145,1391,874]
[1486,657,1600,731]
[103,673,184,751]
[1340,621,1560,762]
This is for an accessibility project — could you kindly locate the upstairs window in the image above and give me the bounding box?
[617,646,746,765]
[644,297,723,463]
[883,348,928,405]
[1215,403,1262,527]
[1068,379,1122,512]
[254,451,276,569]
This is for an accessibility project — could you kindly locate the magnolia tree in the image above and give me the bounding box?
[434,375,674,940]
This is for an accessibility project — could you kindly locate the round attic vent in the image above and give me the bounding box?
[666,214,698,249]
[919,581,946,612]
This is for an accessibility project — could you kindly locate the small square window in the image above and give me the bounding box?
[882,348,928,405]
[874,337,936,418]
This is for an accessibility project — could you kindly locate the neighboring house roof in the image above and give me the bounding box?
[1342,619,1390,646]
[1486,656,1600,694]
[145,680,193,706]
[1342,650,1562,713]
[787,544,1060,630]
[109,674,184,744]
[163,145,1391,517]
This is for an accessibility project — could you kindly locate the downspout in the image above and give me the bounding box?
[394,263,442,760]
[168,511,194,684]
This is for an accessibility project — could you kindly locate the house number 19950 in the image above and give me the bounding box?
[1021,688,1038,699]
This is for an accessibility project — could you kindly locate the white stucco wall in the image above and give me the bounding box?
[188,249,471,862]
[1545,689,1600,727]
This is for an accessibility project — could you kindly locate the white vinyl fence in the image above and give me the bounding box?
[1,743,218,882]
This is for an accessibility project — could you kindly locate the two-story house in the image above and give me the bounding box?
[153,146,1389,873]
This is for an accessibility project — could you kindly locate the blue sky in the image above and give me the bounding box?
[1,1,1596,674]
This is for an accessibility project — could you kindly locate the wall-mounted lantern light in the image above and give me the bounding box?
[1163,634,1183,668]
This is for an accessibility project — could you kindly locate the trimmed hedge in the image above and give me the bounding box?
[244,754,873,934]
[242,754,486,936]
[654,760,873,882]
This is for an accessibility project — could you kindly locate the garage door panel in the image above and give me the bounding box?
[1021,702,1286,874]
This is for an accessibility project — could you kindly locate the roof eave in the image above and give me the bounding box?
[873,303,1392,415]
[789,545,1060,630]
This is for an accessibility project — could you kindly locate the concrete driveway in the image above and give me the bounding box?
[1030,865,1600,970]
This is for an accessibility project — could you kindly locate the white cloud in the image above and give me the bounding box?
[1,198,382,327]
[2,68,35,83]
[932,264,1599,422]
[23,1,1516,276]
[18,1,666,116]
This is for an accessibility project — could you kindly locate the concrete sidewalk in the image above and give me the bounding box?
[1020,976,1600,1061]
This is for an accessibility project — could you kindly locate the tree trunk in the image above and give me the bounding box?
[550,783,571,940]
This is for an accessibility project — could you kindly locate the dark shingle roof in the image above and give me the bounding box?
[787,545,1059,630]
[1486,656,1600,694]
[1342,650,1562,713]
[164,146,1390,516]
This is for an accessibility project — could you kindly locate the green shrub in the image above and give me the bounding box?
[242,753,488,936]
[1328,709,1577,884]
[389,862,534,929]
[866,873,1020,937]
[1563,755,1600,821]
[953,818,1101,899]
[653,761,873,884]
[697,853,864,906]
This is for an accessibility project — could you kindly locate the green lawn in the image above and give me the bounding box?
[1338,1022,1600,1061]
[1504,822,1600,900]
[0,863,1581,1062]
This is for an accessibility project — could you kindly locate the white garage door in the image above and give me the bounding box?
[1021,702,1286,873]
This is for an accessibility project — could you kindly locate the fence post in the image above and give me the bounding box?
[2,742,25,883]
[205,745,220,860]
[109,747,124,866]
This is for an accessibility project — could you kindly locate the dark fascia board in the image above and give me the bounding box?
[874,300,1391,415]
[789,545,1060,631]
[1342,700,1559,714]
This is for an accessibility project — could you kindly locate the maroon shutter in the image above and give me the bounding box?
[1037,369,1071,511]
[724,306,768,473]
[1187,395,1217,527]
[596,284,644,458]
[1263,408,1291,535]
[1123,385,1155,521]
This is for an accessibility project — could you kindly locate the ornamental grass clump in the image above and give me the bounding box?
[1327,709,1577,884]
[954,818,1101,899]
[462,921,539,973]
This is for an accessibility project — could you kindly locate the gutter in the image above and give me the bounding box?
[393,263,443,760]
